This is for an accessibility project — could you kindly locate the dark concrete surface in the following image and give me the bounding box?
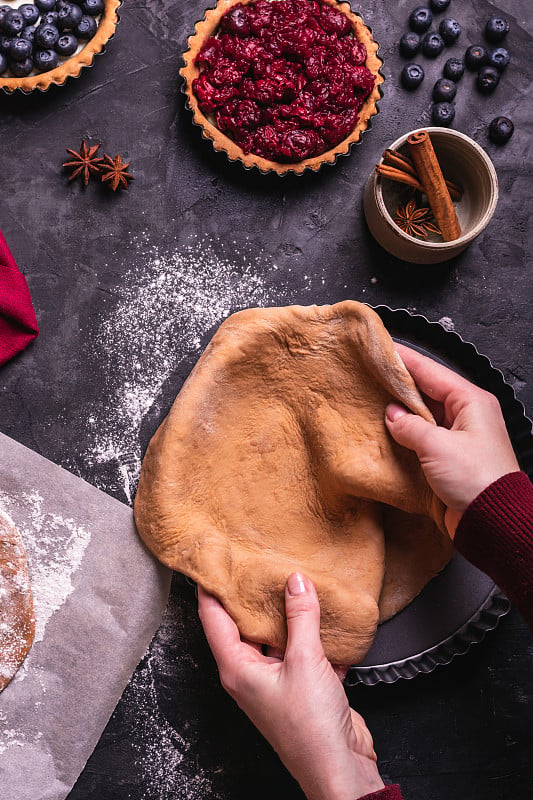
[0,0,531,798]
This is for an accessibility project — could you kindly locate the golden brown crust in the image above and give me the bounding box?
[0,0,121,94]
[0,507,35,692]
[135,302,451,665]
[180,0,384,175]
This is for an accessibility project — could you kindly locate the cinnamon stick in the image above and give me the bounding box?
[382,149,463,200]
[375,163,425,192]
[407,131,461,241]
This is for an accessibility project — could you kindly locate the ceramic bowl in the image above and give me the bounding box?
[363,127,499,264]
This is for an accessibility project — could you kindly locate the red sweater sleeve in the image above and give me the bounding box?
[359,786,403,800]
[454,471,533,631]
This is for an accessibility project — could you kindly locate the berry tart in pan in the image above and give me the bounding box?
[181,0,384,175]
[0,0,121,93]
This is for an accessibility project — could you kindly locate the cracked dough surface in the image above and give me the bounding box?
[0,507,35,691]
[135,301,452,664]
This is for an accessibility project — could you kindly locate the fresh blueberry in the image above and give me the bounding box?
[33,47,58,71]
[485,16,509,43]
[431,101,455,126]
[429,0,450,11]
[41,10,59,25]
[22,25,37,43]
[432,77,457,102]
[476,65,500,94]
[465,44,488,70]
[55,31,77,55]
[35,0,57,11]
[421,31,445,57]
[58,3,83,31]
[401,62,425,89]
[9,37,33,61]
[0,50,6,73]
[488,116,514,144]
[81,0,104,16]
[439,17,461,45]
[443,57,464,81]
[409,6,432,33]
[488,47,510,72]
[2,10,25,36]
[75,14,97,39]
[0,34,12,54]
[9,56,33,76]
[0,6,10,28]
[34,22,59,48]
[399,31,421,57]
[19,4,40,25]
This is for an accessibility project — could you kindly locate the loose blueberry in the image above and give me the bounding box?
[439,17,461,45]
[465,44,488,70]
[2,10,25,37]
[399,31,421,57]
[476,65,500,94]
[75,14,97,39]
[35,0,56,11]
[9,56,33,76]
[0,6,10,28]
[22,25,37,43]
[41,11,59,25]
[409,6,432,33]
[19,4,40,26]
[9,37,33,62]
[0,50,6,73]
[485,16,509,43]
[401,62,425,89]
[432,77,457,102]
[34,22,59,48]
[58,3,83,31]
[55,31,77,55]
[81,0,104,16]
[431,101,455,126]
[488,116,514,144]
[488,47,510,72]
[430,0,450,11]
[443,57,465,81]
[421,31,445,57]
[33,47,58,71]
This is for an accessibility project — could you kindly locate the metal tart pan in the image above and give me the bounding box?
[179,0,384,176]
[345,306,532,686]
[0,0,122,95]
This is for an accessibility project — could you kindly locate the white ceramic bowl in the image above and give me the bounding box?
[364,127,499,264]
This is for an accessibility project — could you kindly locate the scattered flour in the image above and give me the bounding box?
[438,316,455,331]
[78,234,292,504]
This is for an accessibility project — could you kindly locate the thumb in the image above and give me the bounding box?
[284,573,324,666]
[385,402,437,458]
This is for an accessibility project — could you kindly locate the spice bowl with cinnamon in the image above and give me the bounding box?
[363,127,499,264]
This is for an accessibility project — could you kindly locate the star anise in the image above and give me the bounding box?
[394,199,442,240]
[63,140,104,186]
[100,154,134,191]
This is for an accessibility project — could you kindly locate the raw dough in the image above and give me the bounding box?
[135,302,452,664]
[0,507,35,691]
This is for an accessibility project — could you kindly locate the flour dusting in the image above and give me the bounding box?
[79,235,290,504]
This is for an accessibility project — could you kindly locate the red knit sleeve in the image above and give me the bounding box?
[454,471,533,631]
[358,785,404,800]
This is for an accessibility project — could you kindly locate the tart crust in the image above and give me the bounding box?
[0,0,121,94]
[180,0,384,175]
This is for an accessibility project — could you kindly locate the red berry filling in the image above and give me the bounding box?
[192,0,375,163]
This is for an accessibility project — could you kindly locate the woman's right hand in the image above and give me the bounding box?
[385,344,520,537]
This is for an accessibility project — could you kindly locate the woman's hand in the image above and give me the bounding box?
[386,343,520,536]
[198,572,384,800]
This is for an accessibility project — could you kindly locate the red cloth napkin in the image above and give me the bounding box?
[0,231,39,366]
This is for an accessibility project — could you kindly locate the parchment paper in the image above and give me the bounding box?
[0,432,172,800]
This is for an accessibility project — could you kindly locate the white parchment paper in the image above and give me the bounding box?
[0,432,172,800]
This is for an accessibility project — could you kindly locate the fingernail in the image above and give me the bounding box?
[287,572,306,596]
[386,403,408,423]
